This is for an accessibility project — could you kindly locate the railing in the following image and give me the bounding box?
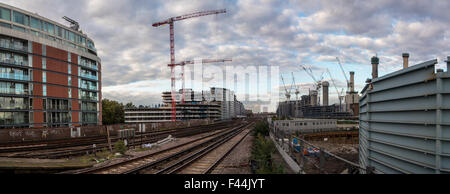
[271,126,376,174]
[0,73,29,81]
[80,73,98,80]
[81,84,97,91]
[0,42,28,52]
[79,61,98,70]
[81,96,98,101]
[0,58,29,66]
[0,88,29,95]
[82,106,97,111]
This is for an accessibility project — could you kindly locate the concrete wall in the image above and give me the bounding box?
[273,119,337,134]
[0,119,210,143]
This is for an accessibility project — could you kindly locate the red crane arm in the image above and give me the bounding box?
[181,59,232,65]
[152,9,226,27]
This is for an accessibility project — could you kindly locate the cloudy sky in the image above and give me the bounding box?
[2,0,449,112]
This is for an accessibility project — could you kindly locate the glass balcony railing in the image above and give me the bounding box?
[81,96,98,101]
[0,58,28,66]
[80,73,98,80]
[0,88,30,95]
[82,106,97,111]
[0,42,28,52]
[0,73,29,81]
[79,61,98,70]
[81,84,98,91]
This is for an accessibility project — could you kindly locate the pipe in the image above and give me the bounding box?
[403,53,410,69]
[371,56,379,79]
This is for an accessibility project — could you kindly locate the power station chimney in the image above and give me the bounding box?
[350,71,355,92]
[310,90,318,106]
[403,53,410,69]
[371,56,379,79]
[446,56,450,73]
[322,81,329,106]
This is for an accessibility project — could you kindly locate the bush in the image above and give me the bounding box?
[251,134,284,174]
[253,121,269,136]
[114,140,128,155]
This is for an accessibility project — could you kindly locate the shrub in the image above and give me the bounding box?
[114,140,128,155]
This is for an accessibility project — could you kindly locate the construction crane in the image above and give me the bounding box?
[300,65,325,105]
[153,9,226,121]
[327,68,345,112]
[291,72,300,101]
[336,57,350,92]
[281,74,292,102]
[62,16,80,31]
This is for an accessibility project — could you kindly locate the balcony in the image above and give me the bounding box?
[0,88,30,95]
[81,96,98,101]
[80,73,98,80]
[0,42,28,53]
[81,84,98,91]
[79,61,98,70]
[0,73,29,81]
[0,58,28,67]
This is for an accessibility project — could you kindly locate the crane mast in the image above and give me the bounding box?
[292,72,300,101]
[281,74,291,102]
[336,57,350,92]
[327,69,345,112]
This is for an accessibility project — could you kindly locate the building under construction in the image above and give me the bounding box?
[277,72,359,120]
[125,87,246,123]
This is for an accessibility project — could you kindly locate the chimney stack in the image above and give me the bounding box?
[350,71,355,92]
[371,56,379,79]
[403,53,410,69]
[322,81,329,106]
[446,56,450,73]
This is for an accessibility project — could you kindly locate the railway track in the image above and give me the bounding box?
[67,121,253,174]
[0,121,232,152]
[0,121,239,159]
[167,125,252,174]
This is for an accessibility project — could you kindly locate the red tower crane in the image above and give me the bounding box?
[152,9,226,121]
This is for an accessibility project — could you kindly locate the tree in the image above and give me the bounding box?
[125,102,136,109]
[102,99,125,125]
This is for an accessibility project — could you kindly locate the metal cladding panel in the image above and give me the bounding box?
[370,80,436,102]
[369,96,436,112]
[359,59,450,174]
[371,122,436,138]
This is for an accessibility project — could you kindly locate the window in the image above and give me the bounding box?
[30,17,41,30]
[56,25,63,38]
[13,11,28,26]
[0,7,11,21]
[42,45,46,56]
[69,31,75,42]
[42,58,46,69]
[47,23,54,35]
[0,21,11,28]
[42,72,46,83]
[13,25,26,33]
[43,85,46,96]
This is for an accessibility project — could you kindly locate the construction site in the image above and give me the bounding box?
[276,58,359,120]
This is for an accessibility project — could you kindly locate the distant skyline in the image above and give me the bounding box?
[3,0,449,112]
